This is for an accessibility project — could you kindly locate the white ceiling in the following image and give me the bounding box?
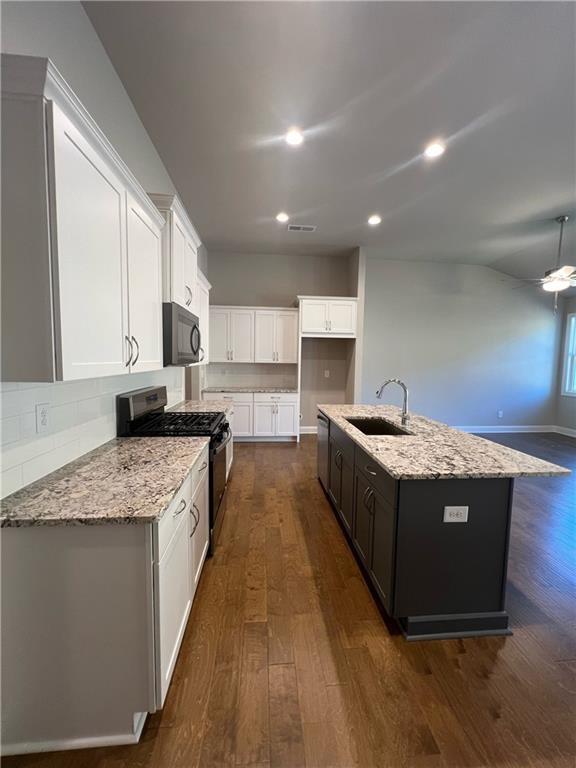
[84,1,575,280]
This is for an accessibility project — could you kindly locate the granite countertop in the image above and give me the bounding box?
[202,387,298,394]
[1,436,210,528]
[318,404,570,480]
[169,398,234,414]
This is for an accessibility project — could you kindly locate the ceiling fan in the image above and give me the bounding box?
[522,215,575,293]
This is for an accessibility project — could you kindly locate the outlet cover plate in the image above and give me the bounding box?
[36,403,51,434]
[443,505,469,523]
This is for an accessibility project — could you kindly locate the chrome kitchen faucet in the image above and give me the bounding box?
[376,378,410,425]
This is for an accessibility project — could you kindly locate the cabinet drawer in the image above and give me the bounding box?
[330,421,355,465]
[156,473,193,561]
[355,446,398,507]
[203,391,253,403]
[254,392,298,404]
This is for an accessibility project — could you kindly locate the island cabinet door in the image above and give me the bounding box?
[339,453,355,536]
[328,437,342,510]
[353,470,373,568]
[369,489,396,614]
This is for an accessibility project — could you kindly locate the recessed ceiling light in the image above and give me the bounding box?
[367,214,382,227]
[285,128,304,147]
[276,212,289,223]
[424,140,446,159]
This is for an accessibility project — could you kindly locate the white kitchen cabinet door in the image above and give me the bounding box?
[126,195,163,372]
[232,402,253,436]
[253,403,275,437]
[329,300,357,335]
[230,310,254,362]
[276,402,299,436]
[301,300,329,334]
[276,312,298,363]
[51,105,130,380]
[171,215,189,310]
[254,311,276,363]
[209,309,229,362]
[190,468,209,597]
[155,512,191,707]
[197,276,210,364]
[185,238,198,316]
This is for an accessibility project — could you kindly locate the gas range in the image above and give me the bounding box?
[116,386,231,554]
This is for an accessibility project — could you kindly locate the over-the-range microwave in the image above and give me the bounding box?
[162,302,204,366]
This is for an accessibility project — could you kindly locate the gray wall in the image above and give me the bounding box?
[360,255,561,427]
[556,295,576,430]
[1,1,185,497]
[2,1,176,195]
[208,250,354,306]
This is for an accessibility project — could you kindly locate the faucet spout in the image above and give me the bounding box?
[375,378,410,425]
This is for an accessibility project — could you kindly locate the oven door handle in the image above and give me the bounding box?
[213,427,232,454]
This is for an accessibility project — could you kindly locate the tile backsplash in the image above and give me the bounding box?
[0,368,184,498]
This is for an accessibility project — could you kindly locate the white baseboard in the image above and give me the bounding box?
[2,712,148,755]
[555,425,576,438]
[300,426,318,435]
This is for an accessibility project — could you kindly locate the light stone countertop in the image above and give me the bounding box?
[169,398,234,414]
[318,404,570,480]
[1,436,210,528]
[202,387,298,394]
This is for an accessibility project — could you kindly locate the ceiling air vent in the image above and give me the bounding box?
[287,224,317,232]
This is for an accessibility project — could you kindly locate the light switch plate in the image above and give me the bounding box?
[443,505,469,523]
[36,403,51,434]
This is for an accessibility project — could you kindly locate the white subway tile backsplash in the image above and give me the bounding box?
[1,416,21,446]
[0,368,184,498]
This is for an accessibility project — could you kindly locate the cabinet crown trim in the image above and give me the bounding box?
[1,53,165,231]
[148,193,202,249]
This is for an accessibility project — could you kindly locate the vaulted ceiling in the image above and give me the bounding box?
[84,1,575,281]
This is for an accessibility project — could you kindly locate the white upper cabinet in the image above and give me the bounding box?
[299,297,357,337]
[1,54,165,382]
[209,308,255,363]
[255,310,298,363]
[126,194,163,372]
[196,271,211,365]
[148,193,201,315]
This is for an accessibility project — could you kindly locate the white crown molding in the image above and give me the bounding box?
[148,193,202,249]
[1,53,165,230]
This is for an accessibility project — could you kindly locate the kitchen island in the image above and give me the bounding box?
[317,404,569,640]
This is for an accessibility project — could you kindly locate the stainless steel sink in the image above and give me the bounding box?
[345,417,410,436]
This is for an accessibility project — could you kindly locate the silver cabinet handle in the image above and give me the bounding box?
[189,502,200,537]
[125,336,133,367]
[185,285,192,306]
[198,461,208,472]
[131,336,140,365]
[199,346,205,362]
[173,498,187,517]
[230,350,234,361]
[365,465,377,476]
[329,320,332,331]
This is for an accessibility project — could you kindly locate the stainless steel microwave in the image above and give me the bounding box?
[162,302,203,366]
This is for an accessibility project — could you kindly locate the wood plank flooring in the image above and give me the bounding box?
[5,433,575,768]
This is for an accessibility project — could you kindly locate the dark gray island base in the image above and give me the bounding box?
[317,405,569,640]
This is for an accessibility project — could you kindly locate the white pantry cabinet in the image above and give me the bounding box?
[209,308,254,362]
[254,310,298,363]
[149,193,201,316]
[298,296,357,337]
[1,54,165,382]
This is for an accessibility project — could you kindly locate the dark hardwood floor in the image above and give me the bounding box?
[5,433,575,768]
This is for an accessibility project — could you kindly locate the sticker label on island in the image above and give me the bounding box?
[443,506,469,523]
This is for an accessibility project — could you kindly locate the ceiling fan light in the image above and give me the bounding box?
[542,277,571,292]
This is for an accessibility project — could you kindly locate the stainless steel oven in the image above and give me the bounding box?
[210,425,232,550]
[162,302,203,366]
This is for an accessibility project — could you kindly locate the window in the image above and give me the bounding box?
[562,313,576,396]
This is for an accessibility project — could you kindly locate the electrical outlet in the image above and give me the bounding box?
[36,403,51,434]
[497,409,504,419]
[324,369,330,379]
[443,505,469,523]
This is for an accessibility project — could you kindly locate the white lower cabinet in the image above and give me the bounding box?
[155,510,191,707]
[254,394,299,437]
[232,402,254,436]
[253,402,276,437]
[276,402,299,436]
[190,460,209,597]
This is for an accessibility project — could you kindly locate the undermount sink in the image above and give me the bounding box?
[345,417,410,436]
